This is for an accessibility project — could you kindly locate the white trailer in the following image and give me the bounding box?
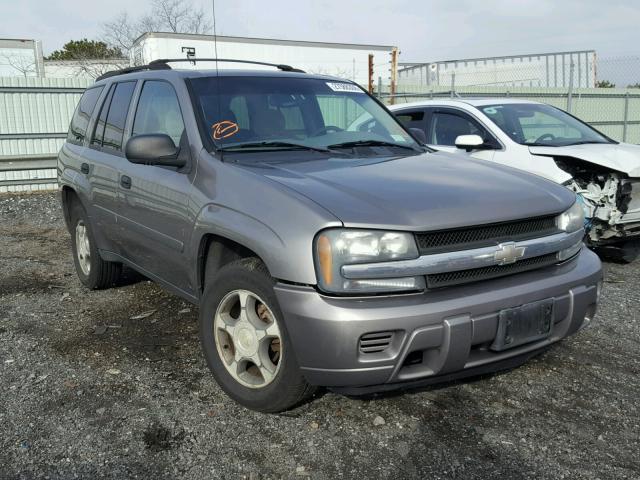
[131,32,396,86]
[0,38,44,77]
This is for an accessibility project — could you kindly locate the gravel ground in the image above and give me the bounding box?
[0,192,638,480]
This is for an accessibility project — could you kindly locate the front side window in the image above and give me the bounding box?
[189,76,421,158]
[479,103,613,146]
[67,86,104,145]
[428,111,490,146]
[133,81,185,146]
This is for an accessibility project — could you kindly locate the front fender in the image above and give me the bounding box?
[190,203,314,286]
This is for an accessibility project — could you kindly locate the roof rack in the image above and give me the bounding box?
[149,58,305,73]
[96,58,305,81]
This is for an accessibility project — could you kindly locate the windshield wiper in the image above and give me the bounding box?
[561,140,611,146]
[327,139,419,151]
[219,141,334,153]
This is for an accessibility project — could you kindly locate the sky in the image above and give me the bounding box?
[1,0,639,61]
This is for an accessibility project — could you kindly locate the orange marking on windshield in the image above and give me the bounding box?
[212,120,239,140]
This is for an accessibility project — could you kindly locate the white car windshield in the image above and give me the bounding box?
[190,76,421,155]
[479,103,614,147]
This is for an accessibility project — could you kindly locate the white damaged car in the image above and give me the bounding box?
[390,99,640,259]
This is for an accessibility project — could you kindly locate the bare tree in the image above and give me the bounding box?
[0,53,36,77]
[102,0,212,57]
[102,12,142,56]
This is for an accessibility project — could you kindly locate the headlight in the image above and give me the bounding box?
[556,201,585,233]
[314,229,423,294]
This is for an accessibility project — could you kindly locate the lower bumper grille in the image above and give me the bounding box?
[359,331,394,354]
[426,253,559,289]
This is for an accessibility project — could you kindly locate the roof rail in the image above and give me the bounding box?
[149,58,306,73]
[95,58,305,82]
[95,63,171,82]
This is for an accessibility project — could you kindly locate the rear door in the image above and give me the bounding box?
[84,80,137,255]
[116,79,194,293]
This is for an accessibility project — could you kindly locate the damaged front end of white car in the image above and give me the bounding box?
[565,169,640,244]
[528,144,640,257]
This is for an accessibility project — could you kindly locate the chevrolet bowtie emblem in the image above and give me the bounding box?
[494,242,526,265]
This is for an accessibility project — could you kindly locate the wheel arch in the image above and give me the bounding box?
[60,185,84,230]
[197,233,267,295]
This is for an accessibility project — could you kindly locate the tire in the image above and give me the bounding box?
[69,201,122,289]
[199,257,315,412]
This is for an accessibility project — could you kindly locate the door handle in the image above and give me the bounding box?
[120,175,132,189]
[80,163,89,174]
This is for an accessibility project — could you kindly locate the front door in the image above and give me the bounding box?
[424,108,498,162]
[116,80,194,294]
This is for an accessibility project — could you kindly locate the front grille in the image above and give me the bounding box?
[359,331,394,354]
[426,253,559,289]
[415,216,558,255]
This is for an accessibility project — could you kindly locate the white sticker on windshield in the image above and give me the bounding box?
[326,82,363,93]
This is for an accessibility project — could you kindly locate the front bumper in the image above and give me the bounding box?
[275,248,602,391]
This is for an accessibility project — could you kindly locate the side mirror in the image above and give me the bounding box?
[125,134,185,168]
[409,128,427,145]
[455,134,494,152]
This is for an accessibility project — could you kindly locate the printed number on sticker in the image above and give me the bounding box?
[326,82,363,93]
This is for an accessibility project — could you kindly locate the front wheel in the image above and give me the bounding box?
[199,258,315,412]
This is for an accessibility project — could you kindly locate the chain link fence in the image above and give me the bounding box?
[389,54,640,144]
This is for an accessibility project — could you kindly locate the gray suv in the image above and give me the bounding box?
[58,59,602,412]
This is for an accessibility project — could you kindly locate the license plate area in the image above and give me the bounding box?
[490,299,554,351]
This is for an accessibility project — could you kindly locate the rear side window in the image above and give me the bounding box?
[133,81,185,146]
[67,86,104,145]
[92,81,136,152]
[395,110,426,132]
[91,85,115,148]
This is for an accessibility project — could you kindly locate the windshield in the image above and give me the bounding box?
[189,76,421,156]
[479,103,614,147]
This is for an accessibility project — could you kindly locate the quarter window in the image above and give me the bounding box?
[133,81,185,146]
[67,86,104,145]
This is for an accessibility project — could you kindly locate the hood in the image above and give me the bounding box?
[237,151,575,231]
[529,142,640,177]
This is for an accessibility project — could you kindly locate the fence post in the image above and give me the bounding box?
[623,92,630,142]
[389,47,398,105]
[377,76,382,98]
[368,54,374,94]
[567,61,575,113]
[450,72,456,98]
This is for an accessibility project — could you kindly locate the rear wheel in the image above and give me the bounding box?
[199,257,315,412]
[69,202,122,289]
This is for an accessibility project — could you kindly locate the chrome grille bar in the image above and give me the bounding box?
[341,229,584,280]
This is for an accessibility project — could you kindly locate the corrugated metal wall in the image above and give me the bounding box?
[0,76,91,193]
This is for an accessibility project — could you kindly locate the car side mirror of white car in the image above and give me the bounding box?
[455,134,488,152]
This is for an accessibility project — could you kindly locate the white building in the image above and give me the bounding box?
[131,32,397,86]
[0,39,43,77]
[399,50,597,89]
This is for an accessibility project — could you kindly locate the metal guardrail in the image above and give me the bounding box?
[0,154,58,192]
